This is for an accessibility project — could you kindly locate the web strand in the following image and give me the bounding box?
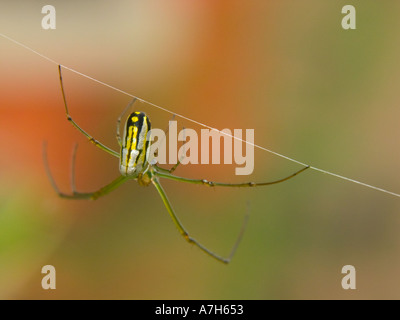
[1,32,399,198]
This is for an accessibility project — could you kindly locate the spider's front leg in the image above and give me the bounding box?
[58,64,119,158]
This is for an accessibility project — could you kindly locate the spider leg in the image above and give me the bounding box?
[69,142,79,193]
[58,64,119,158]
[154,125,186,174]
[154,157,184,174]
[152,176,249,264]
[168,126,186,174]
[116,97,137,146]
[155,165,310,187]
[43,141,128,200]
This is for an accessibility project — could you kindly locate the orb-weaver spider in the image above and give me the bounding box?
[43,65,309,264]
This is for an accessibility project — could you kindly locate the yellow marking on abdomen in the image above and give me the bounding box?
[125,126,134,151]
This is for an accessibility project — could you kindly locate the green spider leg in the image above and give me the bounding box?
[153,153,184,175]
[43,141,129,200]
[58,64,119,158]
[153,125,186,175]
[151,115,186,175]
[116,97,137,147]
[155,164,310,187]
[151,175,249,264]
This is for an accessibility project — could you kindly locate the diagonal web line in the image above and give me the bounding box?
[1,32,399,198]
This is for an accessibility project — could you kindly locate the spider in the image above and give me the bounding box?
[43,65,309,264]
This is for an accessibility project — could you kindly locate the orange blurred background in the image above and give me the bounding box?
[1,0,400,299]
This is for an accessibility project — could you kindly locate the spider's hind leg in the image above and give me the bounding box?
[151,176,249,264]
[43,141,128,200]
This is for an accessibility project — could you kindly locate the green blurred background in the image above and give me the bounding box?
[1,0,400,299]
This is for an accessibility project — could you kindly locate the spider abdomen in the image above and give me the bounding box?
[119,111,151,177]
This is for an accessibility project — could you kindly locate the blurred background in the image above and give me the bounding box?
[1,0,400,299]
